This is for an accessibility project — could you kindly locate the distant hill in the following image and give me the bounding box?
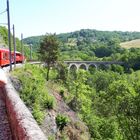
[23,29,140,60]
[23,29,140,47]
[120,39,140,49]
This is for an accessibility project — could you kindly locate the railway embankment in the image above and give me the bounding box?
[0,69,47,140]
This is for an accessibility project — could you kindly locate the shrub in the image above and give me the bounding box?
[48,135,55,140]
[56,114,70,130]
[32,103,45,124]
[60,89,64,97]
[43,94,55,109]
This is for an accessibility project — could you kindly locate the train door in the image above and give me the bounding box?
[2,51,9,66]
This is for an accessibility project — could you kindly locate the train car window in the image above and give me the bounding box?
[6,53,9,60]
[4,53,6,60]
[2,52,6,60]
[2,52,9,60]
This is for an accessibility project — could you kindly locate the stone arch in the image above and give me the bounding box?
[98,64,108,70]
[78,63,87,70]
[88,64,97,69]
[88,64,97,73]
[69,63,78,71]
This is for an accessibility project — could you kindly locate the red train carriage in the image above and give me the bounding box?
[0,48,10,67]
[15,51,25,63]
[0,48,25,67]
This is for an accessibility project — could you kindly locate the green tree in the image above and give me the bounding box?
[56,62,68,83]
[107,80,139,140]
[0,26,8,45]
[38,34,60,81]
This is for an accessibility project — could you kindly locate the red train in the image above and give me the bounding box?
[0,48,25,67]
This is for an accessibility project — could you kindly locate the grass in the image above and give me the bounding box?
[120,39,140,49]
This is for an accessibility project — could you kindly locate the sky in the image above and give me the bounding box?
[0,0,140,38]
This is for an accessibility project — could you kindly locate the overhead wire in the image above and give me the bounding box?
[0,8,7,25]
[0,23,7,25]
[0,9,7,15]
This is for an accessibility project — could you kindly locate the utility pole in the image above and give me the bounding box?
[21,33,24,63]
[13,24,16,67]
[7,0,12,71]
[30,44,32,60]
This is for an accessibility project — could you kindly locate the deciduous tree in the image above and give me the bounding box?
[38,34,59,81]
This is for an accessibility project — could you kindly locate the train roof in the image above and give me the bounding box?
[0,48,9,52]
[0,48,22,54]
[15,51,22,54]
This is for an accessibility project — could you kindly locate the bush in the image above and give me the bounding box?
[43,94,55,109]
[48,135,55,140]
[56,114,70,130]
[60,89,64,97]
[32,103,45,124]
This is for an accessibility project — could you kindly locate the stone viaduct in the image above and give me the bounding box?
[64,60,124,71]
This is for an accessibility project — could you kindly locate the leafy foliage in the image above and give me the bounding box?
[23,29,140,62]
[56,114,70,130]
[12,64,55,124]
[38,34,60,81]
[0,26,8,45]
[59,68,140,140]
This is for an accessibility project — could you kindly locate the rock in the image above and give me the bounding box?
[0,69,7,87]
[40,89,91,140]
[40,110,57,136]
[9,76,22,92]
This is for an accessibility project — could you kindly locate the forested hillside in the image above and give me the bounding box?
[23,29,140,46]
[23,29,140,70]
